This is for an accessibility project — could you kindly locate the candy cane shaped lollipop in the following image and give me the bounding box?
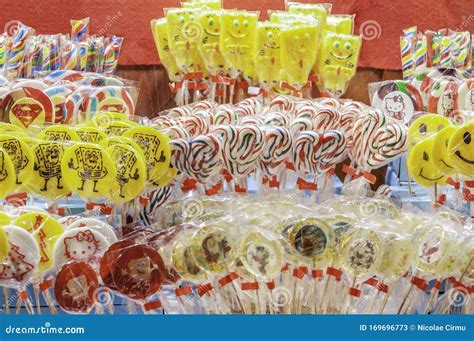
[258,127,293,177]
[295,104,317,120]
[239,97,262,113]
[184,116,209,138]
[269,95,296,114]
[170,139,191,176]
[340,107,362,147]
[313,106,341,132]
[187,134,222,184]
[317,130,348,173]
[213,105,239,125]
[317,97,341,109]
[264,113,289,127]
[235,104,256,118]
[289,117,314,138]
[293,131,323,176]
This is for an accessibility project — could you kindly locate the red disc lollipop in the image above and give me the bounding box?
[111,244,166,301]
[54,261,99,314]
[99,240,135,290]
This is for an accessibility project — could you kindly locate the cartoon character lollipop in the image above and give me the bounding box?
[151,18,183,82]
[253,22,282,91]
[0,149,16,199]
[28,141,69,200]
[280,24,318,91]
[0,134,34,189]
[317,33,361,97]
[76,126,107,144]
[54,261,99,314]
[38,125,80,142]
[61,143,117,200]
[197,10,226,76]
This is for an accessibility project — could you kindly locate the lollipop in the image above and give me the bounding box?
[287,218,334,262]
[427,77,459,118]
[123,127,171,187]
[408,139,447,187]
[258,127,292,178]
[220,10,259,76]
[67,218,118,245]
[457,79,474,111]
[106,143,147,203]
[0,134,34,188]
[197,10,226,76]
[76,127,107,143]
[253,22,282,90]
[448,122,474,177]
[187,134,222,183]
[166,8,205,74]
[54,261,99,313]
[70,18,89,42]
[317,33,361,97]
[38,125,80,142]
[13,212,64,272]
[28,141,69,199]
[61,143,117,199]
[407,114,450,147]
[280,24,318,90]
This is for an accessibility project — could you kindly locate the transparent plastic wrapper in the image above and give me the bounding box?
[316,32,361,97]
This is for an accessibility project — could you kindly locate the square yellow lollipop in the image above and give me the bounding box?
[326,15,355,35]
[253,22,282,89]
[280,24,319,90]
[197,10,225,76]
[151,18,182,82]
[317,32,361,97]
[165,8,206,74]
[219,10,259,77]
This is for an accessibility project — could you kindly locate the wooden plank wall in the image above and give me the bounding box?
[116,65,403,117]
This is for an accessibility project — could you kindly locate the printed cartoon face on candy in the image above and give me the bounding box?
[45,144,61,166]
[407,114,449,147]
[448,122,474,176]
[384,95,405,118]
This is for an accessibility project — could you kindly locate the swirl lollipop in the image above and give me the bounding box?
[187,134,222,184]
[258,127,292,179]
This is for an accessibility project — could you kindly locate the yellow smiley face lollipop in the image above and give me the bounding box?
[407,114,450,147]
[317,32,361,97]
[431,126,457,176]
[408,139,447,187]
[38,125,80,142]
[0,134,34,189]
[220,10,259,76]
[0,149,16,199]
[197,10,226,76]
[106,143,147,203]
[280,24,318,89]
[13,212,64,271]
[28,141,69,200]
[254,22,282,88]
[76,127,107,143]
[166,8,206,73]
[61,143,117,199]
[123,127,171,188]
[151,18,183,82]
[448,122,474,177]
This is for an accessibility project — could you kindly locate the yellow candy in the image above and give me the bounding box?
[166,8,206,73]
[325,15,354,34]
[89,112,131,129]
[76,127,107,143]
[220,10,259,76]
[123,127,171,187]
[28,141,69,199]
[182,0,221,10]
[99,136,144,157]
[61,143,117,199]
[0,212,11,226]
[197,10,226,76]
[0,149,16,199]
[153,164,178,187]
[408,139,447,187]
[254,22,282,88]
[14,212,64,271]
[408,114,449,147]
[448,122,474,176]
[151,18,183,82]
[431,126,457,176]
[106,143,147,203]
[101,120,137,136]
[0,226,7,260]
[0,123,25,135]
[317,32,361,96]
[280,24,318,89]
[0,134,34,189]
[269,11,317,25]
[37,125,80,142]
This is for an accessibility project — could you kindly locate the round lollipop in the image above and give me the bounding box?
[431,126,457,176]
[123,127,171,188]
[76,126,107,143]
[171,233,206,281]
[100,239,136,291]
[53,227,109,268]
[38,125,80,142]
[111,244,166,301]
[28,141,69,199]
[54,261,99,314]
[13,212,64,272]
[106,143,147,203]
[67,218,118,245]
[61,143,117,199]
[407,114,450,147]
[448,122,474,177]
[288,218,334,262]
[0,134,34,188]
